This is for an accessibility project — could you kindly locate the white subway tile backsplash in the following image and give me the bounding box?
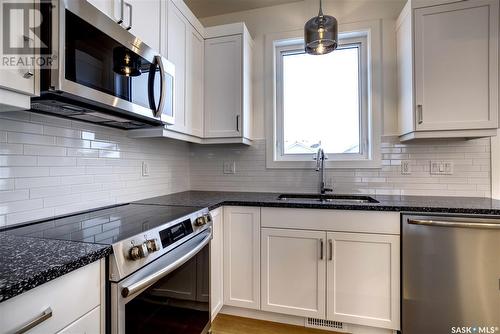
[189,137,491,197]
[8,132,56,145]
[0,143,23,155]
[0,156,37,167]
[0,113,190,227]
[24,144,66,156]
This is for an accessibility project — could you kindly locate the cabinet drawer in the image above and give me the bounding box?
[57,306,101,334]
[0,261,101,333]
[261,208,400,235]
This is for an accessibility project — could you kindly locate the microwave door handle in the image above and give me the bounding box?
[121,227,212,298]
[155,56,167,118]
[148,56,166,118]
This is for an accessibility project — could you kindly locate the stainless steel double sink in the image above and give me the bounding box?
[277,194,379,204]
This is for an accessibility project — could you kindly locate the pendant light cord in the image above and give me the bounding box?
[318,0,324,17]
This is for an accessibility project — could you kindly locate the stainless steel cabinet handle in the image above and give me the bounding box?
[117,0,124,24]
[236,115,240,132]
[23,71,34,79]
[417,105,423,124]
[124,2,132,30]
[328,239,333,261]
[14,307,52,334]
[408,219,500,230]
[319,239,324,260]
[122,228,212,297]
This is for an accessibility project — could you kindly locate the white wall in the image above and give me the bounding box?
[0,112,190,227]
[201,0,406,138]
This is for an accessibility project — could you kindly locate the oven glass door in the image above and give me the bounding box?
[124,244,210,334]
[64,9,166,117]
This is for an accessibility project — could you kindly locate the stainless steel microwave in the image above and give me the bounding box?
[31,0,175,129]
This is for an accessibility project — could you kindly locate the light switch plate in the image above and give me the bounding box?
[223,161,236,174]
[430,161,453,175]
[401,161,411,175]
[142,161,150,177]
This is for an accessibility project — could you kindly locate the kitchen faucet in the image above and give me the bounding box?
[314,148,333,195]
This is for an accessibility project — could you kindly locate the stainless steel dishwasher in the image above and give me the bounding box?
[402,214,500,334]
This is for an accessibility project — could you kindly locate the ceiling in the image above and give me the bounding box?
[184,0,303,18]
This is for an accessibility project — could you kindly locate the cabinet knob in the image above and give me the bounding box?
[23,71,34,79]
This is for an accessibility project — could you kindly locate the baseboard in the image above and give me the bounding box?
[218,305,398,334]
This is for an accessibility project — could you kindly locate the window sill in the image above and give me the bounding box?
[266,159,383,169]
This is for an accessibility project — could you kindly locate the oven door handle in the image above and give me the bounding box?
[121,227,212,298]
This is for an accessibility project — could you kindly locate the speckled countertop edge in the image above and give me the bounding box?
[0,234,112,303]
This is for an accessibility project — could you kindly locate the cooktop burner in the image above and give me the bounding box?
[6,204,205,245]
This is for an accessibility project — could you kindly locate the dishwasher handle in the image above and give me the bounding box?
[407,218,500,230]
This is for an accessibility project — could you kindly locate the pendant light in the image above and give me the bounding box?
[304,0,338,55]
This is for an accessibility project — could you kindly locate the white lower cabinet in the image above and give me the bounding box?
[326,232,400,330]
[261,228,326,318]
[223,206,260,309]
[210,207,224,319]
[57,306,101,334]
[0,261,104,334]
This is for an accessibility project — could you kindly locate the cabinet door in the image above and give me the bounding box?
[166,0,187,134]
[414,0,499,131]
[0,0,36,96]
[126,0,161,51]
[261,228,326,318]
[56,307,100,334]
[186,26,204,137]
[210,208,224,319]
[86,0,117,20]
[204,35,243,138]
[223,206,260,309]
[326,232,400,330]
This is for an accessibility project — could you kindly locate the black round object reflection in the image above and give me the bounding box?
[113,46,141,77]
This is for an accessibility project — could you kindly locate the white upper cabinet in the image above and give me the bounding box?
[204,24,253,142]
[186,26,205,138]
[397,0,499,141]
[87,0,162,51]
[126,0,162,51]
[261,228,327,318]
[0,0,37,111]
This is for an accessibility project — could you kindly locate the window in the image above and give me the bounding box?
[267,26,381,169]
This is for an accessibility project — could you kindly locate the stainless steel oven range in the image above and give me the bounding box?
[108,206,212,334]
[5,203,213,334]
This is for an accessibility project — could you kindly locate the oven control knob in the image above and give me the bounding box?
[145,239,161,252]
[129,243,149,260]
[195,216,207,227]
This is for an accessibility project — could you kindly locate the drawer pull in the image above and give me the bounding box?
[14,307,52,334]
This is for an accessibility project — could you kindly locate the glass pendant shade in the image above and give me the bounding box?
[113,46,141,77]
[304,0,338,55]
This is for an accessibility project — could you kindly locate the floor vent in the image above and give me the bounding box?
[305,318,349,332]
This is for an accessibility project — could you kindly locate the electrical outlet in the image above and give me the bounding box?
[142,161,150,177]
[401,161,411,175]
[430,161,454,175]
[223,161,236,174]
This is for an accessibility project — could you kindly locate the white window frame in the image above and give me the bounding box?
[265,21,382,169]
[275,36,368,162]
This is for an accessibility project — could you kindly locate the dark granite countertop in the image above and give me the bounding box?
[135,191,500,215]
[0,233,111,303]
